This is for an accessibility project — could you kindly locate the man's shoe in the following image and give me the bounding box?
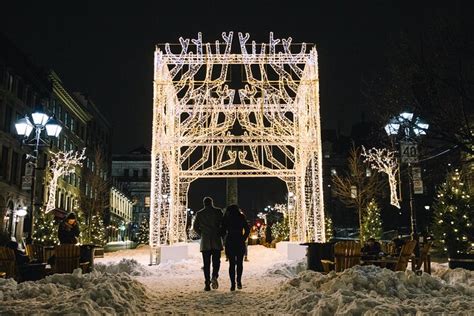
[244,256,249,262]
[230,284,236,291]
[211,277,219,289]
[204,282,211,291]
[237,282,242,289]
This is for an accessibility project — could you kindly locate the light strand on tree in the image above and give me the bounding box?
[361,146,400,208]
[45,148,86,213]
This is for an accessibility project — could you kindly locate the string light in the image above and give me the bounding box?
[432,169,473,256]
[45,148,86,213]
[361,146,400,208]
[151,32,325,248]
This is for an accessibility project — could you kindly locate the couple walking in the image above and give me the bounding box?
[193,197,250,291]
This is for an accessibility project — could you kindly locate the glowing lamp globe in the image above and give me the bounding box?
[15,117,34,137]
[45,117,62,137]
[31,111,50,126]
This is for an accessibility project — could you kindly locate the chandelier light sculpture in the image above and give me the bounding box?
[151,32,325,254]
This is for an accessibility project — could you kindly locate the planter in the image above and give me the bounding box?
[448,253,474,270]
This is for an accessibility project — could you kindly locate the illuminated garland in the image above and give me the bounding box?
[361,146,400,208]
[45,148,86,213]
[138,218,149,244]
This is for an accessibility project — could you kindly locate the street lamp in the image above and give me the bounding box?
[385,111,429,241]
[15,107,62,243]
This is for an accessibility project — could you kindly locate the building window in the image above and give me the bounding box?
[123,169,129,177]
[133,169,139,177]
[7,74,14,92]
[64,111,69,128]
[3,105,12,133]
[144,196,150,208]
[0,146,10,180]
[142,169,148,178]
[11,152,19,185]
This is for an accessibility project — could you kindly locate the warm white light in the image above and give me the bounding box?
[424,205,430,210]
[362,146,400,208]
[31,112,50,126]
[150,32,325,251]
[15,117,34,137]
[16,207,28,217]
[44,148,86,213]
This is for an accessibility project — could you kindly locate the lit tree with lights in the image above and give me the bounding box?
[33,211,58,246]
[325,216,334,241]
[138,218,149,244]
[432,169,473,256]
[360,199,383,242]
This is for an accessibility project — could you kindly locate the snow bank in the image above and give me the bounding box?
[266,258,307,278]
[0,269,151,315]
[94,258,153,276]
[268,265,474,315]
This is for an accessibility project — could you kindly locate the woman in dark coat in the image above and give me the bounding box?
[222,204,250,291]
[58,212,80,244]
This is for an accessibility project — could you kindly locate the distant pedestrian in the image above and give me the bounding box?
[58,212,80,245]
[193,197,224,291]
[222,204,250,291]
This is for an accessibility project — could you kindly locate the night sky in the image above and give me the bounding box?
[0,1,464,213]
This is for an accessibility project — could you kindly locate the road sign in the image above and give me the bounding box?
[411,167,422,180]
[25,162,35,176]
[22,175,33,190]
[413,179,424,194]
[400,142,418,164]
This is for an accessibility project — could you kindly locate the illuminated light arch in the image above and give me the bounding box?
[150,32,325,259]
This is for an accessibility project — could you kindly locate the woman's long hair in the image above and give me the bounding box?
[224,204,241,219]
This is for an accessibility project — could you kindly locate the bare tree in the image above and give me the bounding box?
[331,146,385,235]
[78,147,109,244]
[365,12,474,158]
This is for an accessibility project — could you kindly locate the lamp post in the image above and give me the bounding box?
[385,111,428,241]
[15,108,62,243]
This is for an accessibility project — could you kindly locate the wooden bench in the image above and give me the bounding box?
[54,245,90,274]
[321,241,361,272]
[94,247,105,258]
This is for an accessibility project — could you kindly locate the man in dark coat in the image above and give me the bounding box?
[58,212,80,244]
[193,197,223,291]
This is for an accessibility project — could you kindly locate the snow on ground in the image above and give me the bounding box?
[1,244,473,315]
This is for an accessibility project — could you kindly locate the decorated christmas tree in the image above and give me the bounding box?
[138,218,149,244]
[271,216,289,242]
[325,216,334,241]
[33,210,58,246]
[432,169,473,256]
[81,215,106,246]
[360,199,383,242]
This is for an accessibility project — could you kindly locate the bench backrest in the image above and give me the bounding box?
[394,240,417,271]
[334,241,361,272]
[0,247,16,278]
[54,244,80,274]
